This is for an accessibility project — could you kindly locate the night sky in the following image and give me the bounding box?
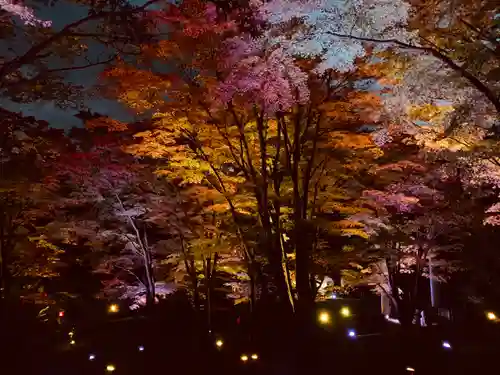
[0,0,158,129]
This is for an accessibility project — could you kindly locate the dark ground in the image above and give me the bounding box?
[3,299,500,375]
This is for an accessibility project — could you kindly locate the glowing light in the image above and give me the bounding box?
[331,293,337,299]
[406,367,415,372]
[108,304,119,313]
[487,311,497,321]
[442,341,451,349]
[340,307,351,317]
[240,354,249,362]
[251,354,258,360]
[58,311,65,317]
[68,331,74,337]
[106,364,116,372]
[89,354,95,361]
[70,340,76,345]
[215,339,223,347]
[138,345,144,352]
[348,329,356,338]
[318,311,331,324]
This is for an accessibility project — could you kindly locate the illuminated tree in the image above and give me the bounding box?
[0,109,69,307]
[100,0,395,314]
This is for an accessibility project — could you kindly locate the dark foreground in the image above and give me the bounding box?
[3,302,500,375]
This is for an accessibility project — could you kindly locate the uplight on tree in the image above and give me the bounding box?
[486,312,497,321]
[340,307,351,317]
[318,311,331,324]
[106,364,116,372]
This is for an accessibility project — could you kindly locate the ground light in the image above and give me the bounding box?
[406,367,415,373]
[215,339,223,348]
[318,311,331,324]
[340,307,351,318]
[138,345,144,352]
[240,354,249,362]
[108,304,119,313]
[88,354,95,361]
[347,329,356,338]
[442,341,451,349]
[486,311,497,321]
[106,364,116,372]
[251,354,258,360]
[70,340,76,345]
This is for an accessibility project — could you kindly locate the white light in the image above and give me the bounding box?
[89,354,96,361]
[331,293,337,299]
[406,367,415,372]
[70,340,76,345]
[138,345,144,352]
[251,353,258,360]
[348,329,356,338]
[442,341,451,349]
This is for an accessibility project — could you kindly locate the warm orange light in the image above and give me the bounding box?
[240,354,248,362]
[318,311,330,324]
[108,304,119,313]
[487,311,497,321]
[215,339,223,347]
[251,353,258,360]
[340,307,351,317]
[106,364,116,372]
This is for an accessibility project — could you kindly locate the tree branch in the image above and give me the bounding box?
[326,31,500,113]
[45,54,118,73]
[0,0,161,80]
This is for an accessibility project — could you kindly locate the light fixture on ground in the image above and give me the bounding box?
[88,354,95,361]
[106,364,116,372]
[340,307,351,317]
[442,341,451,349]
[487,311,497,321]
[318,311,331,324]
[406,367,415,372]
[347,329,356,338]
[251,354,258,360]
[215,339,223,348]
[240,354,248,362]
[70,340,76,345]
[138,345,144,352]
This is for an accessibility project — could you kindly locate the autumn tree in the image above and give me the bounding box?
[98,0,403,317]
[0,0,165,107]
[0,108,69,310]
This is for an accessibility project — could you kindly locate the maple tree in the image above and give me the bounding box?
[99,0,404,316]
[0,0,164,106]
[0,108,70,309]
